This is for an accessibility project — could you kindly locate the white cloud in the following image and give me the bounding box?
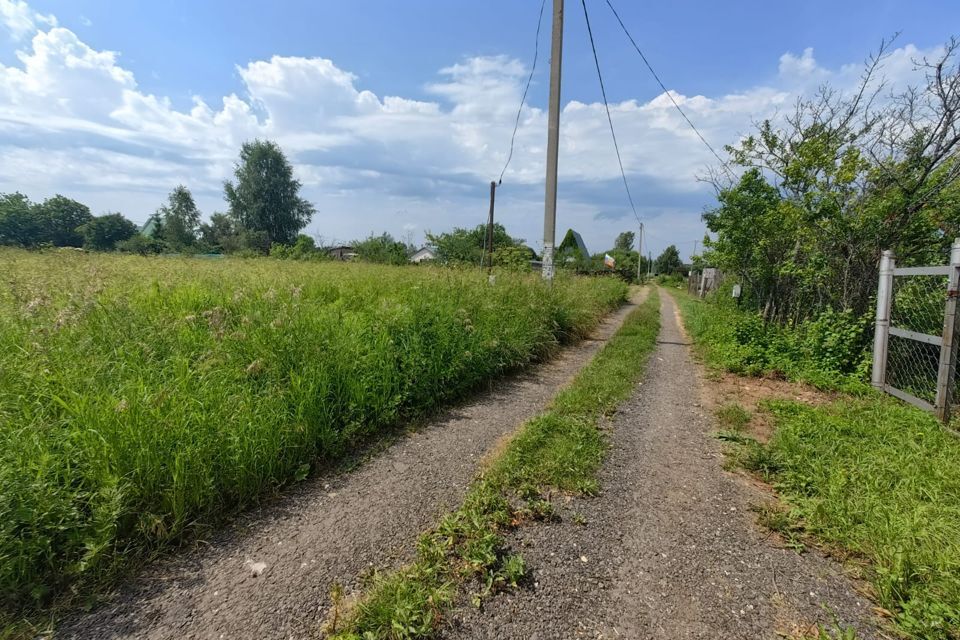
[0,3,946,255]
[0,0,54,40]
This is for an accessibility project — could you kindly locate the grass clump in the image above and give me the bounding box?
[331,290,661,639]
[0,249,627,631]
[743,399,960,639]
[673,290,869,393]
[715,402,752,431]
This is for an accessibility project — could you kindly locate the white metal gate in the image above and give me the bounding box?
[872,239,960,422]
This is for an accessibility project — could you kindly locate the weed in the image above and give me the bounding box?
[715,402,752,431]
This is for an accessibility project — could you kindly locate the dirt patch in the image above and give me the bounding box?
[55,292,647,640]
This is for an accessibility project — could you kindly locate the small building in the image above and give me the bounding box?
[140,214,161,237]
[409,246,437,263]
[557,229,589,262]
[327,245,356,261]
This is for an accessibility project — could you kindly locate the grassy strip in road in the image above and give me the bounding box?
[672,291,960,640]
[329,289,661,639]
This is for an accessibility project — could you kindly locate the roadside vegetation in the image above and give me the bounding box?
[328,290,661,639]
[0,250,626,631]
[674,290,960,639]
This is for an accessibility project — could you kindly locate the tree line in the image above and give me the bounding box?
[0,140,316,255]
[703,37,960,324]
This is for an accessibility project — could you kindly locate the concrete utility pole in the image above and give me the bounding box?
[486,181,496,273]
[541,0,564,281]
[637,222,644,283]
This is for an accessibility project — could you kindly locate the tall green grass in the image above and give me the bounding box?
[333,291,661,639]
[761,399,960,639]
[0,249,626,623]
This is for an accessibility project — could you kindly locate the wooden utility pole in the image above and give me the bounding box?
[486,181,497,273]
[637,222,644,283]
[541,0,564,281]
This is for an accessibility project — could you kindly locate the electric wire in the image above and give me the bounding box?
[498,0,548,185]
[580,0,641,228]
[603,0,735,179]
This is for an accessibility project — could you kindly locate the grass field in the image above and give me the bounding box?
[674,291,960,640]
[0,249,626,625]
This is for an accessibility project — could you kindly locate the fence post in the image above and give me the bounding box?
[934,238,960,422]
[871,250,895,390]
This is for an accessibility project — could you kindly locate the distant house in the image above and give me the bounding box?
[327,245,356,261]
[557,229,589,262]
[409,246,437,263]
[140,214,161,237]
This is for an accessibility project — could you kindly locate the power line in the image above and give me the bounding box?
[603,0,735,179]
[498,0,548,185]
[579,0,641,228]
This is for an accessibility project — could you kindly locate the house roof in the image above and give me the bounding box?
[140,215,160,237]
[558,229,589,256]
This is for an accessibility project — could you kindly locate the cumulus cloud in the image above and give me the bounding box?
[0,0,55,40]
[0,2,945,255]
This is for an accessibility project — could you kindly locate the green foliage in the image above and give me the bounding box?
[675,291,870,391]
[715,402,751,431]
[0,250,626,623]
[352,232,411,265]
[116,234,167,255]
[493,245,535,271]
[157,185,201,250]
[77,213,138,251]
[654,245,683,276]
[335,292,661,639]
[426,223,522,266]
[613,230,635,252]
[35,195,93,247]
[758,399,960,639]
[198,212,239,253]
[270,234,324,261]
[707,41,960,323]
[223,139,315,246]
[0,193,41,247]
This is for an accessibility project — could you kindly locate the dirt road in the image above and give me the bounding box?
[443,291,880,639]
[58,296,644,640]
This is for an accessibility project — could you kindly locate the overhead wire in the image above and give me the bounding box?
[579,0,642,229]
[602,0,736,179]
[497,0,548,185]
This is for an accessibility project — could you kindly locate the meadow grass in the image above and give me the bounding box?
[673,290,960,639]
[331,290,661,639]
[0,249,626,628]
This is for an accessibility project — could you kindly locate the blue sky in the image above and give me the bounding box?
[2,0,958,258]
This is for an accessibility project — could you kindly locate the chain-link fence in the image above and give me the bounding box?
[873,243,960,422]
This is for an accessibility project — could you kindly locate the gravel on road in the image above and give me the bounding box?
[57,298,643,640]
[443,291,881,640]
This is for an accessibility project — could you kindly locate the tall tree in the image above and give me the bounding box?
[0,192,43,246]
[224,140,315,247]
[613,230,636,252]
[78,213,138,251]
[655,245,684,275]
[158,185,201,249]
[36,195,92,247]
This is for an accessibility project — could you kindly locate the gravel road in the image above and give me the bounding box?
[57,297,644,640]
[443,291,881,640]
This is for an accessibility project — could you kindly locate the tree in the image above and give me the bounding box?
[655,245,684,275]
[78,213,138,251]
[353,232,410,265]
[613,231,636,252]
[198,212,238,252]
[158,185,200,249]
[426,223,521,265]
[702,36,960,323]
[36,195,92,247]
[224,140,315,247]
[0,192,44,246]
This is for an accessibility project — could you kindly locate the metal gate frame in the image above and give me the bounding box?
[872,239,960,422]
